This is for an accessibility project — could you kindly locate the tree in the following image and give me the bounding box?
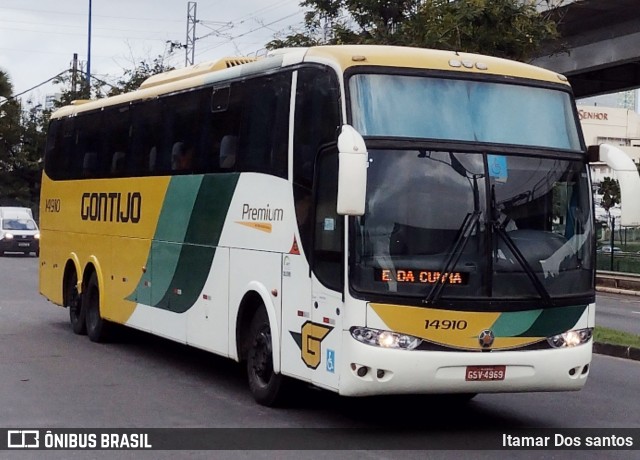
[598,177,620,215]
[50,53,176,109]
[106,54,176,96]
[268,0,563,62]
[598,176,621,264]
[0,69,43,210]
[0,70,12,99]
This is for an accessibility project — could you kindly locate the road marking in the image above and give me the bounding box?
[632,311,640,315]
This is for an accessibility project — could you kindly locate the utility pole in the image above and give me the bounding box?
[186,2,197,66]
[72,53,79,99]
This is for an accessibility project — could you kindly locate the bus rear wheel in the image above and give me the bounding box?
[65,270,86,335]
[84,272,111,343]
[246,308,285,406]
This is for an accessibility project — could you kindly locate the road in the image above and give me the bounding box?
[596,291,640,335]
[0,255,638,459]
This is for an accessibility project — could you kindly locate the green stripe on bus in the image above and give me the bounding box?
[127,173,240,312]
[153,174,239,313]
[489,309,542,337]
[155,175,203,242]
[490,305,587,339]
[517,305,587,337]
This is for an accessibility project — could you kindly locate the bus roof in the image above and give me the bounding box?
[50,45,569,119]
[302,45,568,85]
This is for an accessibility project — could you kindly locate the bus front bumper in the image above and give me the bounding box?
[338,331,592,397]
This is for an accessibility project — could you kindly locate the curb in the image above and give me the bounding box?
[593,342,640,361]
[596,286,640,296]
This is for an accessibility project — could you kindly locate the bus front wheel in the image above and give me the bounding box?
[246,308,285,406]
[84,272,111,343]
[65,270,86,335]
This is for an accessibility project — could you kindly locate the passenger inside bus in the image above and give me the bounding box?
[172,142,194,171]
[219,135,237,169]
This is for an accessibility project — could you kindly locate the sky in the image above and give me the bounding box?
[0,0,306,105]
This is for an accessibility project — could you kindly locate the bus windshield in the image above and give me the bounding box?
[349,73,582,151]
[351,150,593,303]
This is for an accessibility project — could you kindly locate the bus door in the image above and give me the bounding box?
[281,249,313,384]
[309,148,343,391]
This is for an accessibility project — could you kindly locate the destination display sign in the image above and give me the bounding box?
[375,269,468,285]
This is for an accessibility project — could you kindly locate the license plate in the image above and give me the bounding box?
[465,365,506,381]
[18,242,30,247]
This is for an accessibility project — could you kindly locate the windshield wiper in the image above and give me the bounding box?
[423,210,481,305]
[493,224,552,308]
[491,186,552,307]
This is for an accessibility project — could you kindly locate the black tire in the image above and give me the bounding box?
[65,270,86,335]
[84,272,111,342]
[246,308,286,406]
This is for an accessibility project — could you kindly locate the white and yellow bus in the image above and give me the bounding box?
[41,45,600,406]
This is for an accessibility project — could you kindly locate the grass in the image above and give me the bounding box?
[594,326,640,348]
[596,252,640,273]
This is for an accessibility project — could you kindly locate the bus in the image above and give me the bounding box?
[40,45,609,406]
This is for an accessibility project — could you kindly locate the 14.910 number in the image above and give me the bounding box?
[424,319,467,330]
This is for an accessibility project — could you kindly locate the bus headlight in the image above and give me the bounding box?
[351,327,422,350]
[547,328,593,348]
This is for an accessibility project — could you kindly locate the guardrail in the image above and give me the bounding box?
[596,270,640,292]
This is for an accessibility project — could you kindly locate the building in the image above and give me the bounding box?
[578,105,640,184]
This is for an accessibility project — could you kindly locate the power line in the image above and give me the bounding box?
[187,0,300,59]
[194,11,302,58]
[0,70,71,106]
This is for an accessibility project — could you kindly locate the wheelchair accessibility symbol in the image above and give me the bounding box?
[326,349,335,373]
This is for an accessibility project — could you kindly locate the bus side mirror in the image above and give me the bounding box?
[337,125,368,216]
[590,143,640,226]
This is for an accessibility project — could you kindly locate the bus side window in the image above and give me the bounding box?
[131,99,162,176]
[75,110,103,178]
[44,118,74,180]
[103,104,131,177]
[234,72,290,177]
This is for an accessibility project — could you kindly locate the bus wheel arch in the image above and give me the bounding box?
[235,286,280,372]
[235,289,285,406]
[63,259,85,335]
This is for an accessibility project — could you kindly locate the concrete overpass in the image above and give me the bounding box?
[531,0,640,98]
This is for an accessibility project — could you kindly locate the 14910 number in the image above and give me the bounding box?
[424,319,468,330]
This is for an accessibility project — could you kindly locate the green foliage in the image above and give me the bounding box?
[0,70,12,99]
[597,177,621,213]
[50,54,175,110]
[0,70,43,210]
[106,55,176,97]
[269,0,562,61]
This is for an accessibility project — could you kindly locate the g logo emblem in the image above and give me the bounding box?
[300,322,333,369]
[478,329,495,349]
